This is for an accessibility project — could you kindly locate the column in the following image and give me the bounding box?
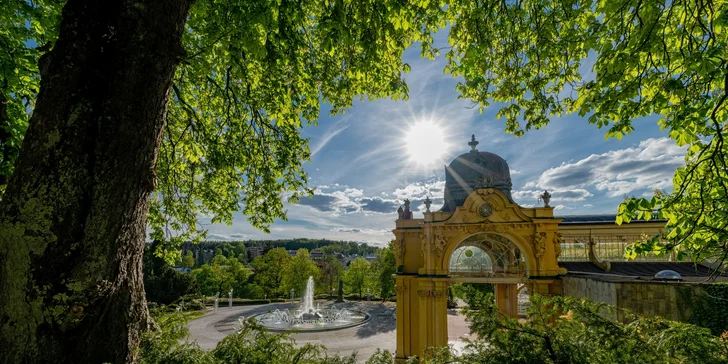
[395,275,415,362]
[495,283,519,318]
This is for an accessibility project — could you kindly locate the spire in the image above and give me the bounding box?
[468,134,479,152]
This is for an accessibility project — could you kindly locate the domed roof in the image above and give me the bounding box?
[440,135,514,212]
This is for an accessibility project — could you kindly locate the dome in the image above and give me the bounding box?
[440,135,514,212]
[654,270,682,281]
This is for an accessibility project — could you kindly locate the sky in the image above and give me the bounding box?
[200,33,685,247]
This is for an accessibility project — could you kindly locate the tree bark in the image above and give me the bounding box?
[0,0,192,362]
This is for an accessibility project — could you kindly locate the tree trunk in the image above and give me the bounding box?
[0,92,13,188]
[0,0,192,363]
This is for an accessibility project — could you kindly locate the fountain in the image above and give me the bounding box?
[251,276,369,332]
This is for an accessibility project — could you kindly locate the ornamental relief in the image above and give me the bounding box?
[532,232,548,268]
[393,236,405,264]
[433,233,447,257]
[420,233,427,257]
[417,289,445,299]
[480,221,513,233]
[395,285,407,294]
[553,232,564,259]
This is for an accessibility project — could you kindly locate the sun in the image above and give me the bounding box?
[404,120,449,165]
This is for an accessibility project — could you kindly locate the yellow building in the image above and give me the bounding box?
[391,135,705,361]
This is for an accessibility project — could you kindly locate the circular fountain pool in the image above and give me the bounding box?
[252,305,370,332]
[249,276,370,332]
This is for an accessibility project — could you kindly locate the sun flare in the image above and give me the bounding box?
[404,120,449,165]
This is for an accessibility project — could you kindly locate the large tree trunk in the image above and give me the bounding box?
[0,0,192,362]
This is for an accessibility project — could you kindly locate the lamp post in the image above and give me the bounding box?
[213,292,219,314]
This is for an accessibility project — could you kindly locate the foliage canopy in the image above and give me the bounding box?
[3,0,728,264]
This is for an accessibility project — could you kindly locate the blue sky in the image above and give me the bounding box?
[201,34,685,246]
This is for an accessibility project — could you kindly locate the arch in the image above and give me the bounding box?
[443,232,529,278]
[449,245,495,273]
[440,230,536,275]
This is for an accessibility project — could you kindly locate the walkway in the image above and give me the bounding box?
[186,301,472,362]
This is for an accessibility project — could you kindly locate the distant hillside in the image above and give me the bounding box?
[178,238,382,266]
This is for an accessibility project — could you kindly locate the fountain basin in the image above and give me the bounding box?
[251,307,370,332]
[251,276,370,332]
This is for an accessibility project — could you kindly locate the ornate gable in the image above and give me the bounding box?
[445,188,531,224]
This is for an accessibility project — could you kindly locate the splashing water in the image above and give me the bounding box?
[250,275,369,331]
[300,276,315,315]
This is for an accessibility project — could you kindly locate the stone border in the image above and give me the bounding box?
[248,311,371,333]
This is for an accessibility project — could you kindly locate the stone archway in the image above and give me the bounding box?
[392,188,564,362]
[446,232,527,318]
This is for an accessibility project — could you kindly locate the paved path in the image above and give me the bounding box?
[186,301,472,362]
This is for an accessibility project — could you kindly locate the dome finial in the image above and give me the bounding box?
[468,134,479,151]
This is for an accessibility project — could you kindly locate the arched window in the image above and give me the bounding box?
[448,233,526,277]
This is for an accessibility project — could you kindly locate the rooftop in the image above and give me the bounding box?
[560,261,726,283]
[557,214,667,224]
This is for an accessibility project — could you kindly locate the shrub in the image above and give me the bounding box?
[183,299,205,311]
[139,311,213,364]
[456,294,728,364]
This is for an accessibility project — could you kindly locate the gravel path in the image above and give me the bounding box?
[186,301,471,362]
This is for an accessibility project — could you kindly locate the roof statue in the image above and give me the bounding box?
[440,135,514,212]
[400,199,413,219]
[538,190,552,208]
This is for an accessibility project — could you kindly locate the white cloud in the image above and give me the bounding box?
[525,138,684,197]
[297,187,362,214]
[296,185,400,215]
[512,188,593,203]
[310,124,350,158]
[207,233,236,241]
[331,227,392,235]
[393,179,446,201]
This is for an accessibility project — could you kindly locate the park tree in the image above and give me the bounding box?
[345,257,372,299]
[194,248,206,268]
[142,242,200,304]
[191,259,251,297]
[283,248,321,297]
[223,259,253,296]
[251,248,290,298]
[0,0,433,358]
[438,1,728,263]
[211,252,230,266]
[0,0,427,361]
[372,243,397,300]
[181,251,195,269]
[320,254,345,296]
[190,264,228,297]
[0,0,63,193]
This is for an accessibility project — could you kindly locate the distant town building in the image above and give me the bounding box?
[247,246,267,259]
[310,249,325,260]
[334,252,348,265]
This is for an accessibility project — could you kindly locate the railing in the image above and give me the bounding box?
[558,235,675,262]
